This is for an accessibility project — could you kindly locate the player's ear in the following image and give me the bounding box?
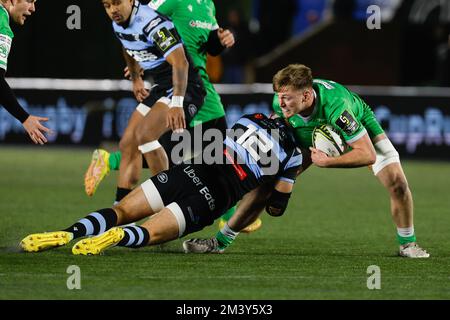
[304,88,313,101]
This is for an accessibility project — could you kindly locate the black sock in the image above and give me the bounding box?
[64,208,118,239]
[117,226,150,248]
[116,187,132,202]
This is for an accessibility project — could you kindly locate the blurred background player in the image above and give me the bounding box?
[0,0,50,144]
[85,0,207,207]
[84,0,262,233]
[20,113,301,255]
[185,64,429,258]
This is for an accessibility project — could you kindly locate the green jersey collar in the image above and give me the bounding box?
[0,4,10,23]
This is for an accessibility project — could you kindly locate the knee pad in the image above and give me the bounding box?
[372,138,400,175]
[138,140,162,154]
[136,103,151,116]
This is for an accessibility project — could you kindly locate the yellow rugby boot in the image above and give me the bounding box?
[20,231,73,252]
[84,149,110,196]
[72,227,124,255]
[241,218,262,233]
[218,218,262,233]
[218,219,226,230]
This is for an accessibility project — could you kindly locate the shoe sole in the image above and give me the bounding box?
[72,228,124,255]
[20,232,72,252]
[84,150,109,197]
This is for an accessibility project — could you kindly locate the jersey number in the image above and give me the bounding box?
[236,124,273,162]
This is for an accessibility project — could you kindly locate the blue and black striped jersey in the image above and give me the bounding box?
[215,113,302,203]
[112,1,200,84]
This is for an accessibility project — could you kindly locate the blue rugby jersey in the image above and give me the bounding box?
[214,113,302,203]
[112,1,199,83]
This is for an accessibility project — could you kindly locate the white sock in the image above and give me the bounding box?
[221,222,239,240]
[397,226,414,237]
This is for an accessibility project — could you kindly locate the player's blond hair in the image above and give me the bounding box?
[273,64,313,92]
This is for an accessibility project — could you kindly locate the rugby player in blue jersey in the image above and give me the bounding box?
[99,0,206,203]
[20,113,301,254]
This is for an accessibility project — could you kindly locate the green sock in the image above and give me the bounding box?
[220,206,236,222]
[397,234,416,245]
[109,151,121,171]
[215,223,239,250]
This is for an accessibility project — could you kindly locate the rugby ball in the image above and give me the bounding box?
[312,125,345,157]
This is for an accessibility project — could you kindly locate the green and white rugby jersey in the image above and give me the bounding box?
[149,0,217,74]
[273,79,385,149]
[0,4,13,71]
[149,0,225,126]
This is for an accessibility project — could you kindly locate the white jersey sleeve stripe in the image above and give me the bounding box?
[0,34,12,71]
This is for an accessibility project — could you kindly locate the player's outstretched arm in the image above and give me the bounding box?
[265,180,294,217]
[228,182,274,232]
[0,69,51,144]
[22,115,51,145]
[165,46,188,132]
[182,180,290,254]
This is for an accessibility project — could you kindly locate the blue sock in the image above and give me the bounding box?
[117,226,150,248]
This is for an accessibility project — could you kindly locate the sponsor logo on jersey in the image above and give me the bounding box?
[189,20,214,30]
[126,49,158,62]
[183,165,215,210]
[0,34,11,60]
[157,172,168,183]
[335,110,359,135]
[188,104,197,117]
[0,34,12,45]
[0,44,8,59]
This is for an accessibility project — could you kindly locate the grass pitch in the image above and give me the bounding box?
[0,146,449,299]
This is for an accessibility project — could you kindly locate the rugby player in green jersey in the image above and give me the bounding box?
[184,64,429,258]
[0,0,51,144]
[84,0,262,233]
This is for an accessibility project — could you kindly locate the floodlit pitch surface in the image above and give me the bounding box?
[1,147,449,299]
